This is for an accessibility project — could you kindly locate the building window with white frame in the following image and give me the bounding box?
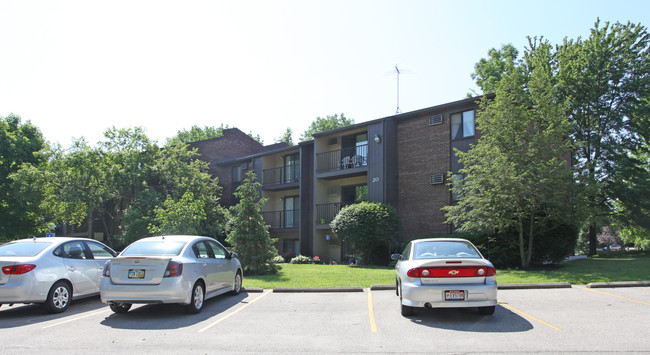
[451,110,475,140]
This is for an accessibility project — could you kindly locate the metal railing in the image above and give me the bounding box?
[262,209,300,229]
[262,165,301,186]
[315,203,341,224]
[316,144,368,173]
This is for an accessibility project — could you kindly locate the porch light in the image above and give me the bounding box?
[374,134,381,143]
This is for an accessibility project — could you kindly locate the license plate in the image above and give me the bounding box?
[128,269,145,279]
[445,290,465,301]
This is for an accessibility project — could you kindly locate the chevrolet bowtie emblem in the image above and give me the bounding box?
[448,270,459,275]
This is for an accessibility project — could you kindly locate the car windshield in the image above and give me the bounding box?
[120,241,187,256]
[0,241,52,257]
[413,241,481,260]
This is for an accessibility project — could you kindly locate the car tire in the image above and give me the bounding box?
[229,271,242,295]
[478,306,496,315]
[395,279,399,296]
[399,283,414,317]
[109,303,132,314]
[44,281,72,314]
[186,282,205,314]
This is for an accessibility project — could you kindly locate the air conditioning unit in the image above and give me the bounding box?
[429,114,443,126]
[430,174,444,185]
[327,187,339,196]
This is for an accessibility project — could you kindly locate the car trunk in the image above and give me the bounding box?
[108,256,172,285]
[417,259,493,285]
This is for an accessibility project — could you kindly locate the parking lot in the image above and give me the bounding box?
[1,286,649,354]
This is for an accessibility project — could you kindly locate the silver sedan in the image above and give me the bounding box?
[392,238,497,317]
[100,235,243,314]
[0,237,117,313]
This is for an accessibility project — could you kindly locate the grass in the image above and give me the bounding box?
[242,252,650,289]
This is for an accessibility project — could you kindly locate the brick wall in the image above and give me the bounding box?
[397,112,452,241]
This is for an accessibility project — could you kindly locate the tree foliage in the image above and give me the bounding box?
[226,171,278,275]
[149,191,207,235]
[166,124,228,146]
[300,113,354,142]
[331,202,401,265]
[275,127,294,146]
[447,38,575,268]
[0,114,48,239]
[470,44,520,96]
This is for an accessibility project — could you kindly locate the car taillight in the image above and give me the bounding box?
[2,264,37,275]
[406,268,421,277]
[102,263,111,277]
[164,261,182,277]
[408,266,497,278]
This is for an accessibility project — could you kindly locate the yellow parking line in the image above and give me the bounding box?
[198,291,271,333]
[367,290,378,333]
[575,286,650,306]
[498,301,562,331]
[42,309,110,329]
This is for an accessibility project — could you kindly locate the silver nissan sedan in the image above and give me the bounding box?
[0,237,117,313]
[392,238,497,317]
[100,235,243,314]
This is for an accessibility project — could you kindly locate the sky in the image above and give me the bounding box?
[2,0,650,147]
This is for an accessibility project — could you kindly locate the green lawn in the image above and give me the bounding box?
[242,253,650,289]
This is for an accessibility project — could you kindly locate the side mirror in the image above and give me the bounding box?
[230,252,238,259]
[391,253,402,261]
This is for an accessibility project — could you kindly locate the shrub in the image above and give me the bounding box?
[272,255,286,264]
[290,254,312,264]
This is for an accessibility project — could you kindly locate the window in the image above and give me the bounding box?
[232,165,243,183]
[341,184,368,207]
[86,241,114,259]
[283,196,299,228]
[208,241,227,259]
[193,241,212,259]
[284,153,300,183]
[451,110,475,140]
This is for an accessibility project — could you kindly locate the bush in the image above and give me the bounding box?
[272,255,286,264]
[290,254,312,264]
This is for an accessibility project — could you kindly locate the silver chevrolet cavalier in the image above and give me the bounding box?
[0,237,117,313]
[100,235,243,314]
[392,238,497,317]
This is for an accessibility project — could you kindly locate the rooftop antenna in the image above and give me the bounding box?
[394,65,402,114]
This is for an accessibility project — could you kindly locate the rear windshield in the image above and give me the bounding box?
[413,241,481,260]
[120,241,186,256]
[0,241,52,257]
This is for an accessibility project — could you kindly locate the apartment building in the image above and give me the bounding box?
[194,96,480,262]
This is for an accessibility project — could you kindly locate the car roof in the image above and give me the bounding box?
[10,237,99,243]
[410,238,473,243]
[134,235,211,243]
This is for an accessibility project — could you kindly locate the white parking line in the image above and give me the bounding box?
[198,291,271,333]
[41,309,111,329]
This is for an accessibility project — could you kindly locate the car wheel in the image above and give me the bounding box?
[44,281,71,314]
[109,303,132,314]
[399,283,414,317]
[478,306,496,315]
[229,271,242,295]
[395,279,399,296]
[186,282,205,314]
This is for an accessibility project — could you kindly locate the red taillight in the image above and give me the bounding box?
[406,268,421,277]
[408,266,497,278]
[102,263,111,277]
[2,264,37,275]
[164,261,183,277]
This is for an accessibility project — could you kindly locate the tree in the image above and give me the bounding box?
[556,20,650,255]
[469,44,520,96]
[166,124,228,145]
[275,127,294,146]
[446,39,575,268]
[300,113,354,142]
[0,114,48,239]
[331,202,401,265]
[149,191,207,235]
[226,171,278,275]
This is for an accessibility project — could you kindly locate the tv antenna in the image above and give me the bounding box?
[394,65,401,114]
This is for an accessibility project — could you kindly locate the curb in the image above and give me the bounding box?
[586,281,650,288]
[242,287,264,293]
[497,282,572,290]
[273,287,364,293]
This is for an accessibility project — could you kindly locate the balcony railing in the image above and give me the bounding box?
[315,203,340,224]
[262,209,300,229]
[316,144,368,173]
[262,165,301,186]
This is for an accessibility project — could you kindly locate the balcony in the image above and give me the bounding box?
[315,202,340,226]
[262,165,300,190]
[315,144,368,178]
[262,210,300,229]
